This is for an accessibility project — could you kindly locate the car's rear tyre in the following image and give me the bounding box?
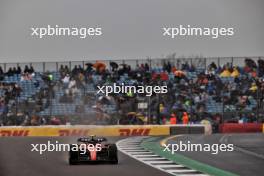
[69,145,79,165]
[108,144,118,164]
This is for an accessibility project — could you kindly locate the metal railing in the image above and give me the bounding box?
[1,56,263,73]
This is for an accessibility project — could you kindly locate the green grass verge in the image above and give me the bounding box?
[141,137,239,176]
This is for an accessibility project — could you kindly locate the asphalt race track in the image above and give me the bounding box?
[1,134,263,176]
[0,137,171,176]
[167,133,264,176]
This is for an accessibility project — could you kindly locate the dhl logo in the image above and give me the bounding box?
[0,130,29,137]
[58,129,89,136]
[119,128,151,136]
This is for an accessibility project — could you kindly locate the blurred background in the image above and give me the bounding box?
[0,0,264,62]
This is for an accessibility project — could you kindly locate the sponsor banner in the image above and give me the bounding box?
[0,125,170,137]
[219,123,263,133]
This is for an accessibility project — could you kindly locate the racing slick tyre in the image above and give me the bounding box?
[108,144,118,164]
[69,145,79,165]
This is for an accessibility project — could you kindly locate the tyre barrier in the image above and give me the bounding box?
[0,124,211,137]
[170,124,211,135]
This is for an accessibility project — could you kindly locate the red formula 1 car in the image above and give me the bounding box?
[68,136,118,165]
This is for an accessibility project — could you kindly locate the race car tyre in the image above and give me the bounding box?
[108,144,118,164]
[69,145,79,165]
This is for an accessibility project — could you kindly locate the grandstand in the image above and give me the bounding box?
[0,57,263,126]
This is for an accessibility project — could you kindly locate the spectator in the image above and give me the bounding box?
[182,112,189,124]
[170,113,177,124]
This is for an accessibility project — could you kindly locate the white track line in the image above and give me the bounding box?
[148,161,175,164]
[168,169,198,173]
[141,157,167,160]
[158,164,185,168]
[136,155,160,157]
[117,137,208,176]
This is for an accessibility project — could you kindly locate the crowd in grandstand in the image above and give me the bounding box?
[0,58,264,126]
